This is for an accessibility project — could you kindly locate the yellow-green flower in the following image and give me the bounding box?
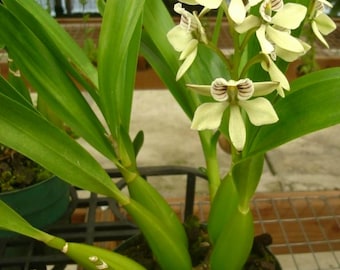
[188,78,279,151]
[167,3,207,80]
[310,0,336,48]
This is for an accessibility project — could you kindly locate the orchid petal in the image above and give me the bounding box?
[186,84,211,96]
[211,78,228,101]
[267,25,305,53]
[237,79,254,101]
[228,0,246,24]
[179,39,198,60]
[314,13,336,35]
[272,3,307,30]
[239,98,279,126]
[174,2,188,15]
[318,0,333,8]
[311,21,329,48]
[256,25,274,54]
[261,54,290,95]
[259,0,273,23]
[235,15,261,34]
[167,26,193,52]
[229,105,246,151]
[253,81,279,96]
[191,102,228,130]
[275,40,311,62]
[176,46,197,80]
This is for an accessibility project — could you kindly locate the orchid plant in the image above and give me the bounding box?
[0,0,339,269]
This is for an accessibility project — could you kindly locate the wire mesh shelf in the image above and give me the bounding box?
[0,166,339,270]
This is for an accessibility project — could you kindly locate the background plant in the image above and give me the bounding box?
[0,0,339,269]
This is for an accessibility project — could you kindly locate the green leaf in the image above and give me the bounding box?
[127,174,189,249]
[98,0,144,137]
[208,173,239,244]
[0,93,127,202]
[133,130,144,157]
[7,57,32,102]
[244,67,340,157]
[0,5,115,161]
[3,0,99,100]
[210,209,254,270]
[142,0,200,119]
[96,0,106,16]
[0,200,53,242]
[140,33,196,119]
[124,200,192,270]
[63,242,146,270]
[0,200,146,270]
[233,154,264,210]
[0,75,34,111]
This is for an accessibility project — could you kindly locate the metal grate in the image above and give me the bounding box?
[252,195,340,270]
[0,166,339,270]
[168,194,340,270]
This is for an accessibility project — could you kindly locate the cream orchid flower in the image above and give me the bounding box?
[167,3,208,80]
[228,0,247,24]
[310,0,336,48]
[256,1,307,57]
[179,0,222,9]
[188,78,279,151]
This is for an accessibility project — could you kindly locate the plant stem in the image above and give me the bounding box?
[199,130,221,201]
[211,6,224,46]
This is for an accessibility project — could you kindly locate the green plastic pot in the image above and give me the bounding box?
[0,175,70,238]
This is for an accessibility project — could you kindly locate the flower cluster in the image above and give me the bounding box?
[167,0,336,151]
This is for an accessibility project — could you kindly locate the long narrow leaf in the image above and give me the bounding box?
[0,200,53,242]
[124,200,192,270]
[0,201,146,270]
[245,67,340,157]
[0,5,116,161]
[3,0,99,101]
[98,0,144,137]
[143,0,199,119]
[0,75,33,111]
[140,32,196,119]
[0,94,125,201]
